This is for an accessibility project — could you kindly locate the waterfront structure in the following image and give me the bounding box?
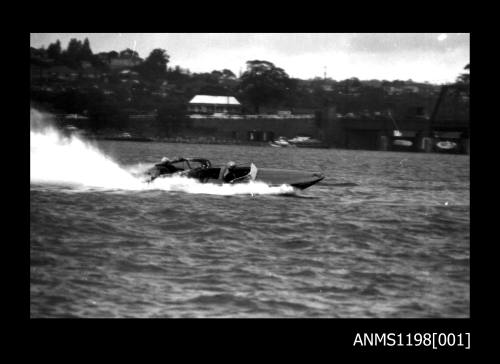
[188,95,242,115]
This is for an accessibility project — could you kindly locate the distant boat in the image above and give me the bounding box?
[102,132,153,142]
[269,137,294,147]
[289,136,324,148]
[64,113,89,121]
[436,141,457,150]
[288,136,312,143]
[393,139,413,147]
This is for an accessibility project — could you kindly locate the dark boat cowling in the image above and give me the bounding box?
[144,157,211,182]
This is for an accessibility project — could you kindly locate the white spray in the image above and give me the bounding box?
[30,108,295,195]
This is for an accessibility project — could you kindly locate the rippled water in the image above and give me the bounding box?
[30,136,470,317]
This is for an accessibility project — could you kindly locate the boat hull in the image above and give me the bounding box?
[148,161,325,190]
[255,168,324,189]
[188,166,324,190]
[436,141,457,150]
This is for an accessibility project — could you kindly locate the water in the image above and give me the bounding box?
[30,110,470,318]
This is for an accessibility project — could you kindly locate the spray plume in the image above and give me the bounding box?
[30,108,295,195]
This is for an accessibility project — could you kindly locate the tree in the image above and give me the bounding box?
[167,65,191,83]
[30,47,50,68]
[137,48,169,81]
[210,70,223,82]
[453,63,470,113]
[119,48,139,59]
[456,63,470,85]
[157,95,186,135]
[222,69,236,80]
[47,40,62,61]
[199,84,230,96]
[239,60,292,113]
[66,38,82,57]
[81,38,93,60]
[63,38,83,68]
[349,77,361,88]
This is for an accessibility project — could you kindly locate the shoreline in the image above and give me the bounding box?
[89,137,467,154]
[91,135,329,148]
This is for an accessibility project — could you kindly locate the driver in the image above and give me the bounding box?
[155,156,181,174]
[222,161,237,183]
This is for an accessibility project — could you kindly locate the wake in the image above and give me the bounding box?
[30,108,295,196]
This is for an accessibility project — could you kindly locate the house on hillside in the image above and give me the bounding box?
[403,85,420,93]
[187,95,242,115]
[80,67,103,79]
[384,86,403,96]
[362,80,383,88]
[40,65,78,81]
[110,57,142,70]
[119,69,140,79]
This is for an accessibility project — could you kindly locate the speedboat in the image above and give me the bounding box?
[269,137,295,148]
[144,157,324,190]
[436,140,457,150]
[393,139,413,147]
[288,136,324,148]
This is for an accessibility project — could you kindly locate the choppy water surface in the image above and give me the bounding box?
[30,120,469,318]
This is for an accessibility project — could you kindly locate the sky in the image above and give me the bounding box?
[30,33,470,84]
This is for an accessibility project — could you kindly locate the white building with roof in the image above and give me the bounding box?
[188,95,242,115]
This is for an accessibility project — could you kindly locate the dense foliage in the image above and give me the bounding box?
[30,38,469,133]
[239,60,293,113]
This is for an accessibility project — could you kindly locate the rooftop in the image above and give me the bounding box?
[189,95,241,105]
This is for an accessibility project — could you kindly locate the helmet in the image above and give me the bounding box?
[227,161,236,169]
[161,157,170,163]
